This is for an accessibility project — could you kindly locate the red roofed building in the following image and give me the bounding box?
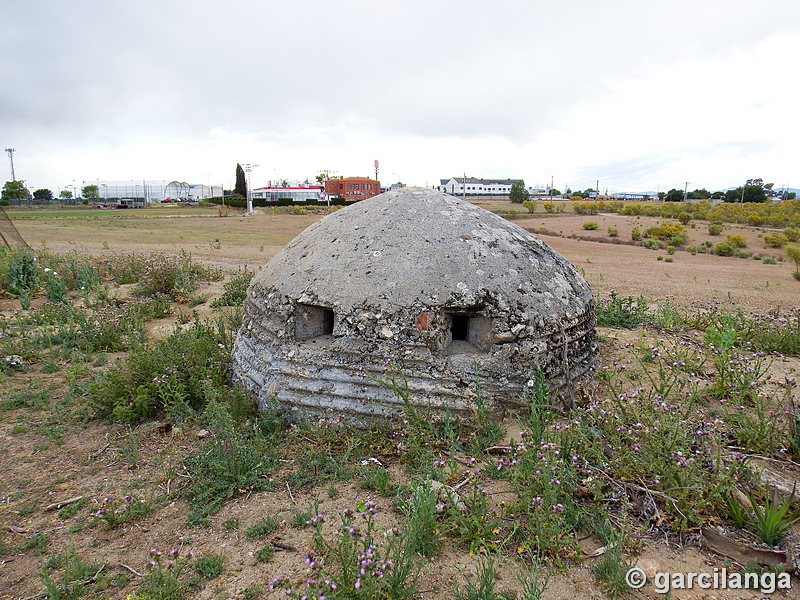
[324,176,381,201]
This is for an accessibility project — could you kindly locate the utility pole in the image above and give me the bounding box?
[5,148,16,181]
[463,173,467,200]
[683,181,689,202]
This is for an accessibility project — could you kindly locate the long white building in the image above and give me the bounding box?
[90,180,222,202]
[438,177,538,198]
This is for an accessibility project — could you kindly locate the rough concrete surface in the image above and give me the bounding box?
[232,188,598,419]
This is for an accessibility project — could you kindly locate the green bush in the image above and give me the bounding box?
[211,270,255,308]
[726,234,748,248]
[642,238,660,250]
[784,227,800,242]
[195,554,224,579]
[764,232,789,248]
[708,223,724,235]
[631,226,641,241]
[596,292,651,328]
[183,403,283,525]
[89,317,241,423]
[713,242,736,256]
[607,226,618,237]
[0,248,37,296]
[582,221,599,230]
[573,202,599,215]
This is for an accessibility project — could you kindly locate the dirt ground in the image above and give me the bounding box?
[1,204,799,599]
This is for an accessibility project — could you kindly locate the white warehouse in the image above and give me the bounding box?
[438,177,536,198]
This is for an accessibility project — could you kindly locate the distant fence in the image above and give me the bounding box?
[0,206,29,249]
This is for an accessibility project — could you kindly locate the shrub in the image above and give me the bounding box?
[631,226,641,241]
[726,234,748,248]
[642,238,660,250]
[596,292,651,328]
[1,248,37,296]
[678,211,692,225]
[713,241,736,256]
[195,554,224,579]
[764,232,789,248]
[747,212,764,226]
[708,223,724,235]
[183,403,283,525]
[522,200,536,214]
[89,317,241,423]
[582,221,598,230]
[784,227,800,242]
[762,256,778,265]
[645,221,688,246]
[607,226,619,237]
[543,201,555,213]
[785,244,800,276]
[666,246,676,255]
[210,269,255,308]
[573,202,599,215]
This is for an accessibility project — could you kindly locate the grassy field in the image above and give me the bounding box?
[0,201,799,600]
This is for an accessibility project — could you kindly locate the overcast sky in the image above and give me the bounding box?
[2,0,799,194]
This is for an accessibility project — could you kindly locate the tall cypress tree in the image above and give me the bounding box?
[234,164,247,198]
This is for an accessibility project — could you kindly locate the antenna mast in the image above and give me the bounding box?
[4,148,15,181]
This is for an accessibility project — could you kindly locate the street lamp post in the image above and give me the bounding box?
[242,164,258,214]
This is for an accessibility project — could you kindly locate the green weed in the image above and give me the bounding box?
[254,544,275,563]
[245,514,281,539]
[138,548,199,600]
[183,402,280,525]
[596,292,651,328]
[194,553,223,579]
[590,540,634,599]
[39,545,104,600]
[745,490,800,546]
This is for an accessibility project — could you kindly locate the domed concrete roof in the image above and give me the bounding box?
[233,188,597,419]
[262,188,588,317]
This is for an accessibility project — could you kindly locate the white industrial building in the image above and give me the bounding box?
[251,184,324,202]
[438,177,538,198]
[91,180,222,202]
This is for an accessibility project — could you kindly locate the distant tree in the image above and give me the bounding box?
[665,188,684,202]
[548,188,561,197]
[724,179,767,203]
[787,192,797,200]
[711,190,726,199]
[509,180,530,204]
[82,184,100,200]
[33,188,53,203]
[234,164,247,198]
[1,180,30,203]
[59,190,73,200]
[687,188,711,200]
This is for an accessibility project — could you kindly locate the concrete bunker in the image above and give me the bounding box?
[232,188,598,419]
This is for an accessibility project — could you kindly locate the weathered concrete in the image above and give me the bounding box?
[232,188,598,419]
